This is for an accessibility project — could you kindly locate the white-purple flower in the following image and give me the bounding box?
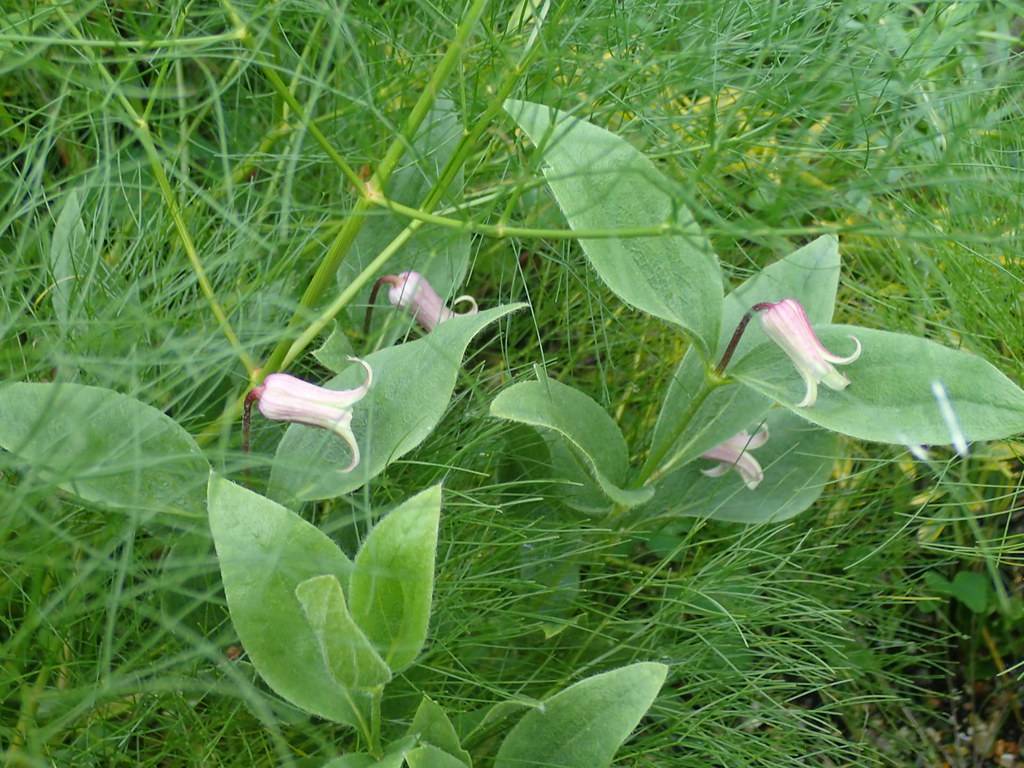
[383,271,477,332]
[758,298,861,408]
[700,427,769,490]
[249,359,372,472]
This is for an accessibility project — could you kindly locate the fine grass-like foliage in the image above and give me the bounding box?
[3,1,1023,767]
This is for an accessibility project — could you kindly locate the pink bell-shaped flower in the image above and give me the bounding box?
[758,298,861,408]
[248,358,372,472]
[378,271,477,332]
[700,427,769,490]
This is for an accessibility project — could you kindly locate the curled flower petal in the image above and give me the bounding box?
[700,427,768,490]
[745,426,770,451]
[758,298,860,408]
[450,294,478,316]
[700,463,732,479]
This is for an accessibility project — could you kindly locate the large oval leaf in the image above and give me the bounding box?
[640,409,838,524]
[644,235,841,478]
[504,99,722,357]
[270,304,524,502]
[338,97,470,344]
[349,484,441,673]
[0,382,209,518]
[733,325,1024,444]
[490,376,652,511]
[207,474,364,725]
[494,662,667,768]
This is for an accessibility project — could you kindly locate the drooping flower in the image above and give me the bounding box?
[700,427,769,490]
[370,271,477,333]
[757,298,861,408]
[247,358,372,472]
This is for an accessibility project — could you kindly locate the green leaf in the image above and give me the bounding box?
[951,572,991,614]
[647,235,840,477]
[207,474,364,725]
[494,662,667,768]
[0,382,209,518]
[927,570,992,614]
[504,99,722,357]
[49,188,87,333]
[159,526,225,636]
[349,485,441,673]
[405,745,467,768]
[922,570,953,595]
[640,409,838,523]
[733,326,1024,444]
[313,323,356,373]
[489,377,653,511]
[270,304,524,502]
[408,697,471,767]
[456,700,536,747]
[544,437,620,514]
[339,97,470,344]
[295,574,392,690]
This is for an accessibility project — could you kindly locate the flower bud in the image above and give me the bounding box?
[387,271,477,332]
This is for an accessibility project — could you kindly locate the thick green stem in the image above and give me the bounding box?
[369,690,384,758]
[282,220,423,369]
[194,218,421,447]
[420,0,554,214]
[257,0,491,384]
[636,375,722,485]
[197,0,521,447]
[220,0,365,192]
[260,199,373,378]
[370,195,682,240]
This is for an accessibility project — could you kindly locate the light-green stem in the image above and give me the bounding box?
[219,0,365,192]
[194,218,421,446]
[635,374,723,485]
[370,195,683,240]
[369,690,383,758]
[339,688,378,758]
[6,28,248,50]
[282,220,423,369]
[257,0,491,384]
[194,0,527,446]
